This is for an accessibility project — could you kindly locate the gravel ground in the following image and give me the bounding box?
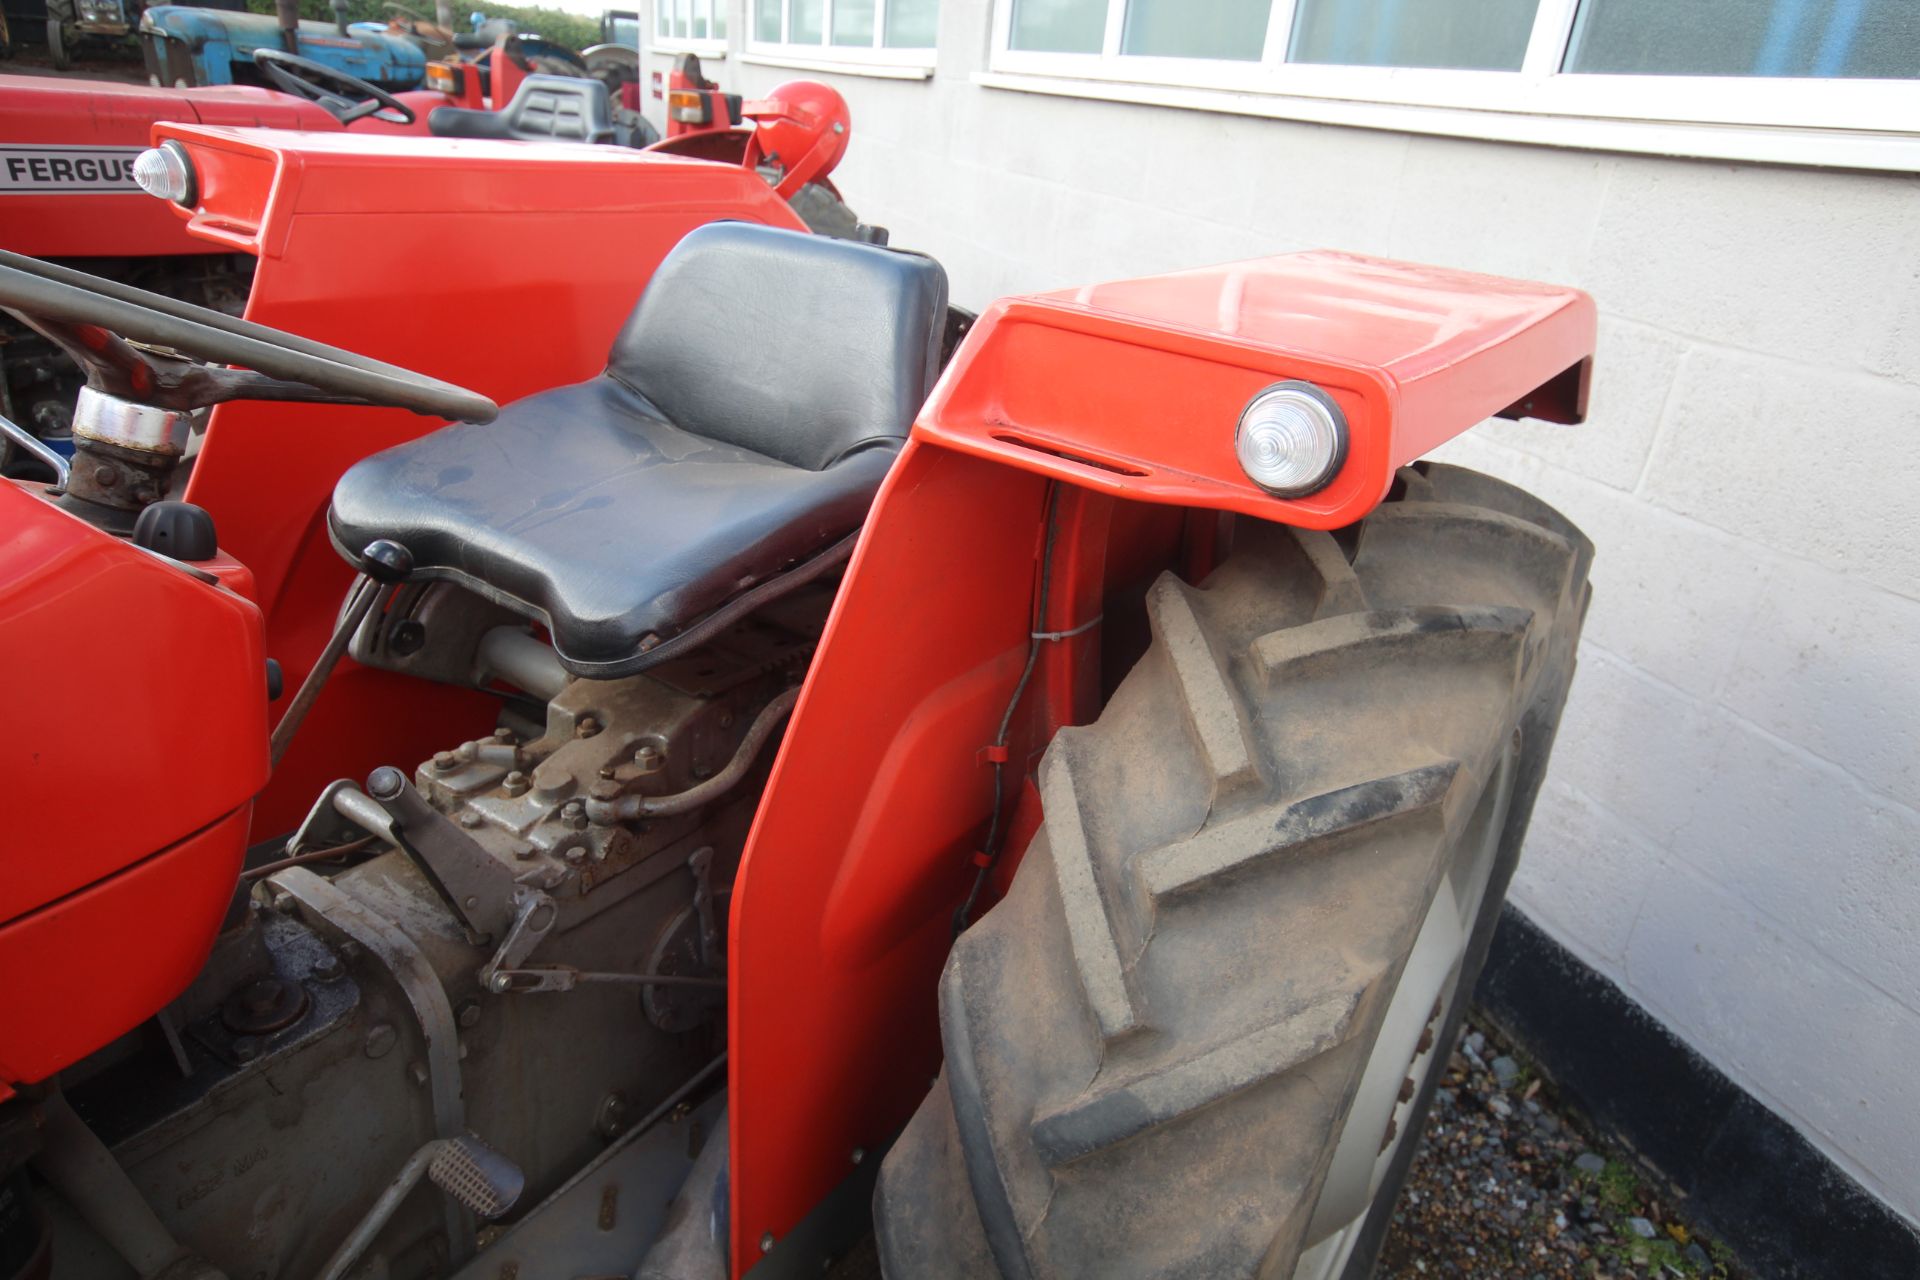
[1377,1017,1745,1280]
[827,1015,1745,1279]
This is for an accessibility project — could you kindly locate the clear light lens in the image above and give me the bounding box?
[131,142,193,205]
[1234,381,1347,498]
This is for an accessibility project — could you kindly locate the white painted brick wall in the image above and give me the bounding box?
[680,0,1920,1224]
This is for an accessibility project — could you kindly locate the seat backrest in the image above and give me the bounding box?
[607,222,949,472]
[427,74,614,144]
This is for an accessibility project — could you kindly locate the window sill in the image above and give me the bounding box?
[649,39,728,59]
[740,50,934,81]
[973,69,1920,173]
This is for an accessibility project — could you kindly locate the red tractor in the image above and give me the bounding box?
[0,58,860,470]
[0,119,1595,1280]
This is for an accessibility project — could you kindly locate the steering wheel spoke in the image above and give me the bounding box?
[254,48,417,127]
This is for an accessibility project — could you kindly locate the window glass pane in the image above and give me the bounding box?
[1122,0,1266,60]
[1288,0,1539,70]
[792,0,824,41]
[886,0,938,47]
[1566,0,1920,79]
[694,0,708,39]
[1010,0,1105,53]
[673,0,689,38]
[715,0,727,37]
[755,0,780,41]
[833,0,875,45]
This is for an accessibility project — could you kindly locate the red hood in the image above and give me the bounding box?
[0,75,441,257]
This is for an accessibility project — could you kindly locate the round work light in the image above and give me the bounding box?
[1233,380,1348,498]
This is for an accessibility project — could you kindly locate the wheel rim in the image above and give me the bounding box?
[1290,735,1520,1280]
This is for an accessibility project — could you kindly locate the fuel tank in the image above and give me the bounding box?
[0,484,268,1094]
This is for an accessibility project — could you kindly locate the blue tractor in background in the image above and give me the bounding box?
[27,0,242,70]
[139,1,426,89]
[136,1,588,93]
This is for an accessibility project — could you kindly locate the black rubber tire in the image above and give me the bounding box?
[786,182,862,241]
[45,0,73,70]
[875,463,1591,1280]
[527,53,584,77]
[1330,462,1592,1280]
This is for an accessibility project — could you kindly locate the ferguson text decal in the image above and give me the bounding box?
[1,147,142,194]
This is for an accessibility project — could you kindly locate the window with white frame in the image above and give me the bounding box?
[986,0,1920,167]
[750,0,940,66]
[655,0,728,49]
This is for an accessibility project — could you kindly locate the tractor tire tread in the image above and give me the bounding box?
[876,465,1590,1279]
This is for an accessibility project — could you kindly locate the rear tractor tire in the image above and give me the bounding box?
[786,182,861,241]
[875,463,1591,1279]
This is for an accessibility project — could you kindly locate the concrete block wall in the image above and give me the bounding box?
[667,0,1920,1225]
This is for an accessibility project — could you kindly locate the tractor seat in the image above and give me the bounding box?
[328,222,948,679]
[428,74,614,144]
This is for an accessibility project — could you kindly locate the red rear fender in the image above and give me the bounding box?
[727,250,1594,1263]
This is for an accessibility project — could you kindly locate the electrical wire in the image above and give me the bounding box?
[952,482,1066,938]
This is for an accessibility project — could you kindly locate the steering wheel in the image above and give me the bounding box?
[254,48,418,127]
[0,249,495,423]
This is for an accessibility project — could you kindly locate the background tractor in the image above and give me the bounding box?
[40,0,241,69]
[580,5,639,99]
[137,2,428,89]
[0,118,1595,1280]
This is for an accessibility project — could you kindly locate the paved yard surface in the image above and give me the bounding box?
[0,48,149,84]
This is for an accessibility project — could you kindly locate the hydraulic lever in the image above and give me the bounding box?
[365,765,517,945]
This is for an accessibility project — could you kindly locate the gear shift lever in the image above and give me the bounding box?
[268,539,412,767]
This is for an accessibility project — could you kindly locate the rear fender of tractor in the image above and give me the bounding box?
[725,256,1594,1273]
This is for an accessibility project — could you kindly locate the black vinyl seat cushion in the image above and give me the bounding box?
[329,222,948,678]
[428,74,614,144]
[330,379,895,672]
